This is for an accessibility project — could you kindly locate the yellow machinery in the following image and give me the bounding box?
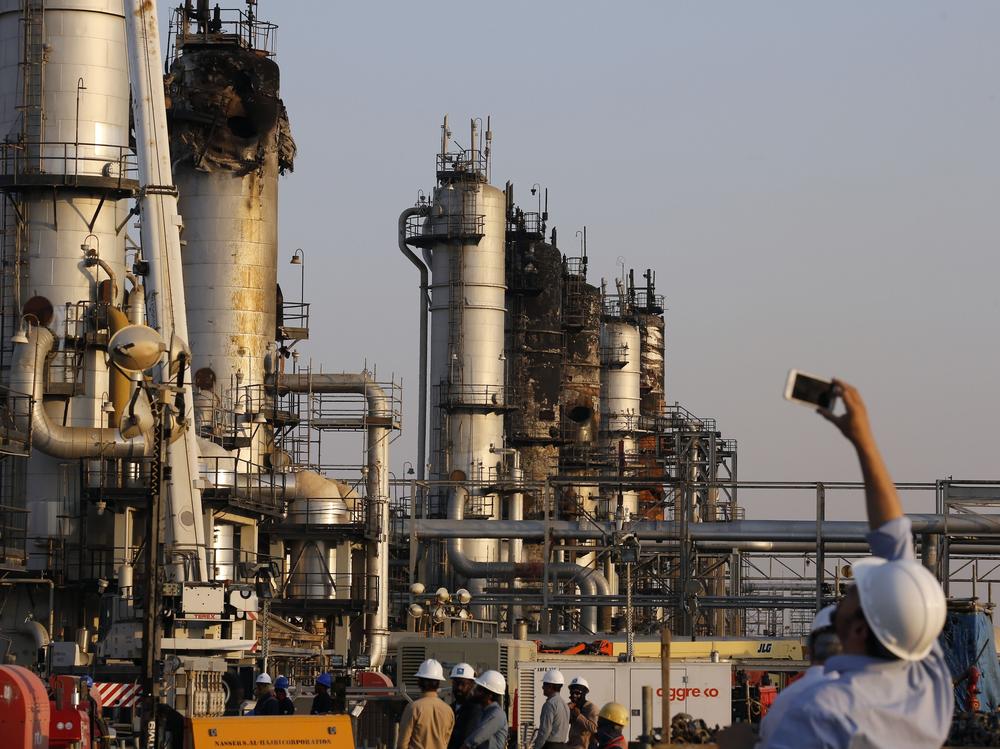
[614,639,805,661]
[185,714,354,749]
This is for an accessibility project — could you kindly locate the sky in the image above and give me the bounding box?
[163,2,1000,523]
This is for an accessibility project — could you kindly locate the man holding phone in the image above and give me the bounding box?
[763,380,953,748]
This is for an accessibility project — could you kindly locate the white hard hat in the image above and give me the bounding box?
[542,669,565,686]
[255,673,272,685]
[450,663,475,680]
[568,676,590,692]
[415,658,446,682]
[475,669,506,696]
[853,556,947,662]
[810,604,837,633]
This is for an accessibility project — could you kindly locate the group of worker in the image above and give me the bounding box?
[248,670,338,716]
[398,660,629,749]
[719,381,954,749]
[530,668,628,749]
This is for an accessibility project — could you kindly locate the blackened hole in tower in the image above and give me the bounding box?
[568,405,592,423]
[227,116,257,138]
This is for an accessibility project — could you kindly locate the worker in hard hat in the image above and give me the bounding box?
[762,381,953,748]
[566,677,599,749]
[448,663,482,749]
[461,670,508,749]
[533,669,570,749]
[311,672,335,715]
[589,703,628,749]
[274,675,294,715]
[251,673,279,715]
[757,604,839,742]
[398,659,455,749]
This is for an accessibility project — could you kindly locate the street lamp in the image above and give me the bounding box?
[290,248,305,307]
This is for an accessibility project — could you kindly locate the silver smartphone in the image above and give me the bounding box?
[784,369,835,409]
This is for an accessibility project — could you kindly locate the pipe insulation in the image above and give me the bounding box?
[447,486,610,633]
[9,326,145,458]
[408,514,1000,541]
[397,206,431,482]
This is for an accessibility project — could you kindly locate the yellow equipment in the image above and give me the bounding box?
[613,639,804,661]
[598,702,629,727]
[185,714,353,749]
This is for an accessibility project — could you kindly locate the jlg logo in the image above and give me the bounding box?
[757,643,773,653]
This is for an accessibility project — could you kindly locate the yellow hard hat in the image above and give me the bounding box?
[598,702,629,727]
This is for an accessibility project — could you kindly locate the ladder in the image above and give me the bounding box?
[17,0,46,170]
[0,194,24,374]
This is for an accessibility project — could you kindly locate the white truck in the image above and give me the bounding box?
[516,659,731,743]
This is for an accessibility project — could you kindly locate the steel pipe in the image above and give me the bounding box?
[9,326,145,458]
[408,514,1000,540]
[447,486,610,632]
[398,205,431,481]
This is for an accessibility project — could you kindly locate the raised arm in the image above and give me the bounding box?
[819,380,903,529]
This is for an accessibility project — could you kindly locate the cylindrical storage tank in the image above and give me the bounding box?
[0,0,133,571]
[211,524,237,581]
[283,495,348,600]
[600,319,641,517]
[166,41,295,434]
[426,170,506,573]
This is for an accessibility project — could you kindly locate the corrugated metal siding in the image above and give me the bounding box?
[518,667,536,748]
[401,644,428,693]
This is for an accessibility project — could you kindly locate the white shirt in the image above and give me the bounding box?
[765,517,954,749]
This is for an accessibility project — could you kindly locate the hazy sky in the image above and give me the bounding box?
[164,2,1000,522]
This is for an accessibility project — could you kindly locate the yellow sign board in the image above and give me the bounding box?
[186,714,354,749]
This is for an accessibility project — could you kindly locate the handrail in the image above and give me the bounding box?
[0,140,137,187]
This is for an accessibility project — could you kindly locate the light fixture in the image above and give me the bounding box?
[101,394,115,415]
[407,603,424,618]
[10,328,28,345]
[253,412,268,424]
[455,588,472,605]
[409,581,425,595]
[290,254,302,265]
[435,587,451,603]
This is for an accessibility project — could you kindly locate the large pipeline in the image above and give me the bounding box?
[409,515,1000,541]
[397,206,431,481]
[275,373,391,669]
[9,326,145,458]
[447,486,610,633]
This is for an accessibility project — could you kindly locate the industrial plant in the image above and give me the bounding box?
[0,1,997,748]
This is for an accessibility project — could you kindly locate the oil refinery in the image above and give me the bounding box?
[0,2,998,748]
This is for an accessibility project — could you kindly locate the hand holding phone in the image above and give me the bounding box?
[784,369,836,410]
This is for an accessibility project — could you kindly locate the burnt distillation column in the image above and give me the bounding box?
[0,0,140,608]
[559,246,612,631]
[166,4,295,581]
[166,5,294,448]
[504,188,561,624]
[504,191,561,515]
